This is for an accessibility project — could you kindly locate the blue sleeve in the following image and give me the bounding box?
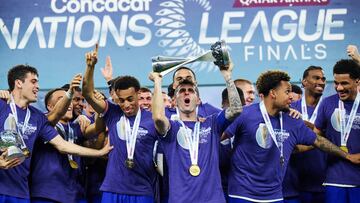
[39,114,59,142]
[295,121,317,145]
[0,99,6,110]
[103,101,122,124]
[314,99,327,131]
[224,114,243,138]
[161,120,178,143]
[215,110,231,134]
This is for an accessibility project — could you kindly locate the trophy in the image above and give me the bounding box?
[152,40,230,76]
[0,130,27,163]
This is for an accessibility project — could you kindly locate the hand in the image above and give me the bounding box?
[76,115,91,133]
[347,45,360,63]
[288,108,302,119]
[69,74,82,94]
[304,120,315,130]
[0,90,10,103]
[94,90,105,100]
[86,44,98,67]
[0,150,22,169]
[101,56,113,82]
[346,153,360,164]
[149,72,162,82]
[219,54,233,79]
[98,137,113,156]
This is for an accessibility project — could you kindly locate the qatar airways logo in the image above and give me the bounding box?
[233,0,330,8]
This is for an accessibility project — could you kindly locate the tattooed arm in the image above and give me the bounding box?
[219,58,243,120]
[313,127,360,164]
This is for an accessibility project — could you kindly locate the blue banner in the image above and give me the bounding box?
[0,0,359,89]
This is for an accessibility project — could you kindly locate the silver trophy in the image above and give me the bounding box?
[0,130,27,163]
[152,40,230,76]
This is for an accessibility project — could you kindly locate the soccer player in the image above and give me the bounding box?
[314,59,360,203]
[223,70,360,203]
[150,58,242,202]
[234,79,256,105]
[0,65,112,202]
[82,45,159,203]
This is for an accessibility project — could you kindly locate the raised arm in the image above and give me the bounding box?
[149,72,170,135]
[347,45,360,65]
[218,58,243,120]
[82,44,107,114]
[47,74,82,125]
[101,56,114,82]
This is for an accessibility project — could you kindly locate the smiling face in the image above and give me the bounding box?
[175,84,200,114]
[116,87,139,117]
[18,73,39,103]
[138,91,152,111]
[334,73,359,101]
[72,91,85,117]
[47,90,73,121]
[302,69,326,97]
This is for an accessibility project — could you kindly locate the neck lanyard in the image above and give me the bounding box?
[338,92,360,147]
[301,93,323,123]
[120,109,141,161]
[178,120,201,166]
[9,95,30,150]
[259,102,285,165]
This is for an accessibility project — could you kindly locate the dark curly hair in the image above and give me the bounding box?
[256,70,291,97]
[333,59,360,80]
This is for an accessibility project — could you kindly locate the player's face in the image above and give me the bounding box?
[116,87,139,117]
[138,91,152,111]
[19,73,39,103]
[72,91,85,117]
[334,73,359,101]
[175,84,199,114]
[303,69,326,96]
[172,69,196,89]
[273,81,292,112]
[242,83,256,105]
[48,90,73,120]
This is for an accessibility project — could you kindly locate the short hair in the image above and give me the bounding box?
[167,83,175,98]
[172,66,197,81]
[234,78,252,86]
[302,66,323,80]
[7,64,38,91]
[139,87,151,93]
[222,87,246,106]
[174,79,199,96]
[333,59,360,80]
[44,88,66,111]
[256,70,291,97]
[61,84,81,92]
[291,84,302,95]
[113,76,140,92]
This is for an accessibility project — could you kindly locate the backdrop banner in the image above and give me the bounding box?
[1,0,359,89]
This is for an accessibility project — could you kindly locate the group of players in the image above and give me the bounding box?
[0,44,360,203]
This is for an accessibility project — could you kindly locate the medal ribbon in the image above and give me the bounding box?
[178,120,200,166]
[259,102,284,161]
[56,123,75,163]
[338,92,360,146]
[121,109,141,160]
[9,95,30,150]
[301,94,323,123]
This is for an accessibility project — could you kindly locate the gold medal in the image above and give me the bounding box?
[340,146,349,153]
[69,160,79,169]
[125,159,135,169]
[22,148,31,158]
[189,165,201,177]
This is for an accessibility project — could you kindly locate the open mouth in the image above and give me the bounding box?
[184,98,190,104]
